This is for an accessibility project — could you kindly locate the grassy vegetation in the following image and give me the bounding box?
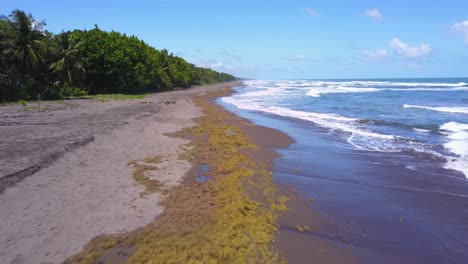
[67,88,288,264]
[80,93,150,101]
[1,94,148,110]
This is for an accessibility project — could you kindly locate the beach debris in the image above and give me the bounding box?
[163,99,176,104]
[296,225,304,232]
[295,225,312,233]
[196,164,212,182]
[226,129,235,135]
[127,155,165,197]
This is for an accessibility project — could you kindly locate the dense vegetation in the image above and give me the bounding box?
[0,10,235,102]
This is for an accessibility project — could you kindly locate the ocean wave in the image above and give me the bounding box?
[440,122,468,133]
[221,96,393,139]
[413,128,432,133]
[243,80,468,98]
[440,122,468,178]
[246,80,467,88]
[403,104,468,114]
[236,80,468,177]
[393,87,468,92]
[221,96,446,156]
[358,118,439,132]
[306,86,380,97]
[380,81,467,87]
[319,80,467,88]
[304,86,468,98]
[224,93,450,161]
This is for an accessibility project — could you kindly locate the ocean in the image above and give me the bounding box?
[218,78,468,263]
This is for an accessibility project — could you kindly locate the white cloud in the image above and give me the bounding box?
[389,38,432,58]
[451,20,468,45]
[295,54,306,60]
[303,7,319,17]
[362,49,388,61]
[364,9,383,21]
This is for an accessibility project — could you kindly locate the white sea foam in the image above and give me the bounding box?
[237,80,468,177]
[394,87,468,92]
[413,128,431,133]
[440,122,468,132]
[222,96,397,154]
[403,104,468,114]
[440,122,468,178]
[245,80,468,98]
[383,81,467,87]
[247,80,467,88]
[305,85,468,98]
[306,86,380,97]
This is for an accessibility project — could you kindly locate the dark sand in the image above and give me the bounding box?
[219,95,468,264]
[0,82,241,264]
[82,85,359,264]
[205,89,360,263]
[1,81,371,263]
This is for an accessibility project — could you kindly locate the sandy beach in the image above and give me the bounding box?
[0,81,387,264]
[0,82,240,264]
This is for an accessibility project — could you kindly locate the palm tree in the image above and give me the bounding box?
[7,9,45,76]
[49,32,85,86]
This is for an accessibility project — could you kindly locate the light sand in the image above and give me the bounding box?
[0,82,240,264]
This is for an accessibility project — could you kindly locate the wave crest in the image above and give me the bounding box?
[403,104,468,114]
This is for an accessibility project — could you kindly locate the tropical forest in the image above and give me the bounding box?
[0,9,236,102]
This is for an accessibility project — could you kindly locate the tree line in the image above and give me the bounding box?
[0,9,236,102]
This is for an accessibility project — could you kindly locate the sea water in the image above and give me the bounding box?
[219,78,468,263]
[222,78,468,178]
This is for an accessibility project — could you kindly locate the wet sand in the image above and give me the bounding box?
[219,96,468,264]
[207,90,360,263]
[1,81,364,264]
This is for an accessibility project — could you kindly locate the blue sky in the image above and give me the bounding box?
[2,0,468,79]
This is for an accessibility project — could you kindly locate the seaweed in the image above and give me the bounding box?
[67,88,288,264]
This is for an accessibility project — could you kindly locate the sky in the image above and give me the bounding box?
[2,0,468,79]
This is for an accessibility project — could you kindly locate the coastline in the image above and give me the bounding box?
[67,83,298,263]
[214,88,359,263]
[65,82,356,263]
[219,83,468,264]
[0,80,358,263]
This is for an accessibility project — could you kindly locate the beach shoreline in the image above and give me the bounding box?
[0,80,359,264]
[66,83,293,263]
[219,82,468,264]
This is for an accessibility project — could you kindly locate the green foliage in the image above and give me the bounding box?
[49,32,86,87]
[0,9,236,102]
[81,93,149,101]
[17,99,26,106]
[59,86,87,97]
